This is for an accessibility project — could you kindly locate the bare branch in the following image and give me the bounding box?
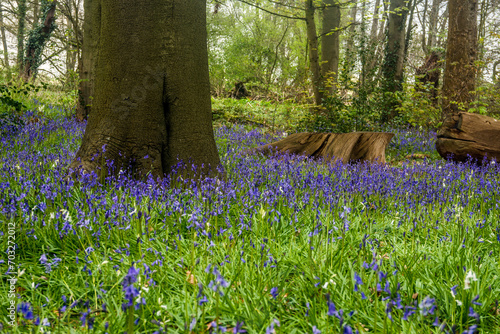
[236,0,305,20]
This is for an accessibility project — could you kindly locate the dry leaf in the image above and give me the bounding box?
[186,271,197,285]
[412,293,419,299]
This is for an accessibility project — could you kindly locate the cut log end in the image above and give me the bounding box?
[436,112,500,163]
[248,132,394,164]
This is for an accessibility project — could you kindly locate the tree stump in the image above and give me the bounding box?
[249,132,394,164]
[436,112,500,163]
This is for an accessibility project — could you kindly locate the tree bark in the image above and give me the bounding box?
[370,0,381,41]
[33,0,39,28]
[249,132,394,164]
[428,0,441,50]
[381,0,408,122]
[440,0,477,122]
[70,0,220,180]
[437,0,478,160]
[17,0,27,68]
[76,0,97,121]
[305,0,323,105]
[0,0,11,80]
[320,0,340,96]
[22,0,58,80]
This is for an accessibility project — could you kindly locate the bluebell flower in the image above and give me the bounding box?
[270,287,279,299]
[17,302,34,320]
[312,325,321,334]
[419,296,436,316]
[471,295,482,306]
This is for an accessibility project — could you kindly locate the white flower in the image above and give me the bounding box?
[455,299,463,306]
[464,270,477,290]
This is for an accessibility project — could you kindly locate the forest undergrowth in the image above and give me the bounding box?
[0,100,499,334]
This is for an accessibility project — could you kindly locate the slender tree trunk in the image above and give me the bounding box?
[428,0,440,49]
[381,0,408,122]
[0,0,11,80]
[370,0,381,40]
[17,0,27,68]
[76,0,97,121]
[476,0,490,81]
[70,0,220,179]
[364,0,382,86]
[22,0,58,80]
[305,0,322,105]
[321,0,340,96]
[345,1,357,58]
[404,0,417,61]
[440,0,477,124]
[422,0,428,54]
[33,0,39,28]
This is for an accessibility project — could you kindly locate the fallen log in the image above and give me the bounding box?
[248,132,394,164]
[436,112,500,163]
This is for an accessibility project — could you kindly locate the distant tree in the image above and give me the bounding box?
[320,0,341,95]
[0,0,11,80]
[70,0,220,179]
[16,0,27,68]
[381,0,408,122]
[22,0,58,80]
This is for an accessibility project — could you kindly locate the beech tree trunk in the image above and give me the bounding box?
[436,112,500,163]
[69,0,220,179]
[22,0,57,80]
[320,0,340,96]
[76,0,98,121]
[439,0,477,125]
[249,132,394,164]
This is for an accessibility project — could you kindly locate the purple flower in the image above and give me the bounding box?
[354,272,363,285]
[468,307,479,321]
[198,295,208,305]
[233,321,246,333]
[462,324,478,334]
[312,326,321,334]
[471,295,482,306]
[17,302,34,320]
[343,325,353,334]
[402,306,416,321]
[450,284,458,297]
[122,265,140,287]
[265,319,280,334]
[419,296,436,316]
[270,287,279,299]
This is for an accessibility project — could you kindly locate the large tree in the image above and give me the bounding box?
[70,0,220,179]
[440,0,477,121]
[76,0,97,121]
[320,0,341,96]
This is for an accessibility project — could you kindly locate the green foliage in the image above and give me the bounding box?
[212,97,308,132]
[469,83,500,117]
[207,2,306,97]
[393,83,442,128]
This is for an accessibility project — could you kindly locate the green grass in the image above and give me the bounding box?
[0,97,499,334]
